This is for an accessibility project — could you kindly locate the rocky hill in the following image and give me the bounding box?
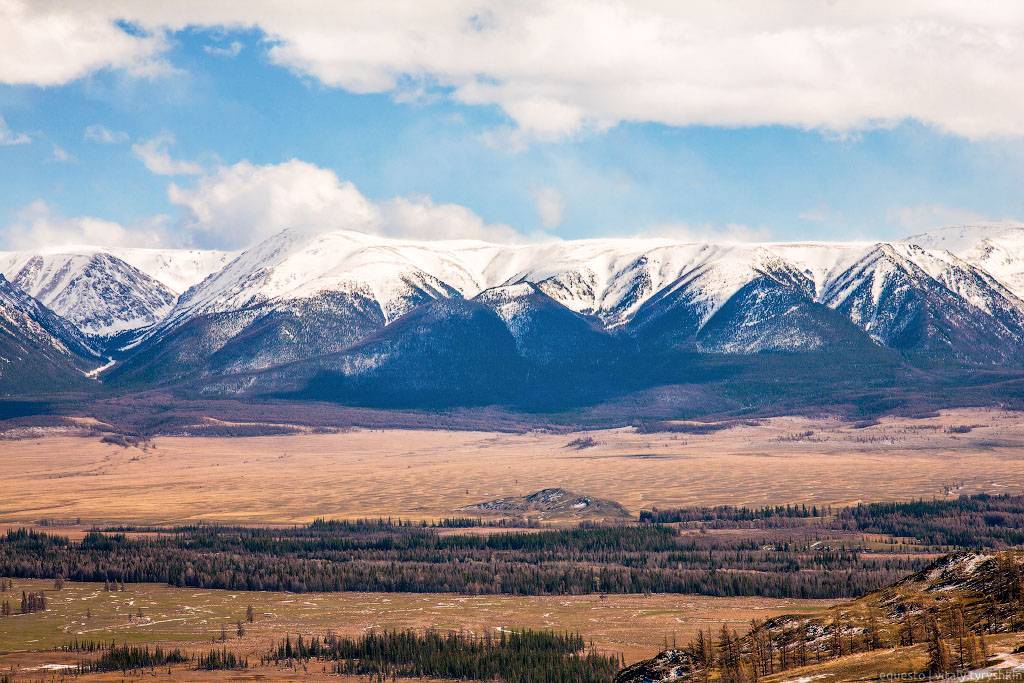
[616,550,1024,681]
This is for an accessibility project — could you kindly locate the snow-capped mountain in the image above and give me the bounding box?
[0,246,233,346]
[0,274,101,394]
[906,223,1024,298]
[97,226,1024,395]
[820,243,1024,361]
[8,224,1024,406]
[0,251,176,339]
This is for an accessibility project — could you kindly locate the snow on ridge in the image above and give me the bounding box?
[0,251,178,337]
[0,245,232,294]
[11,226,1024,348]
[906,223,1024,300]
[156,228,1024,342]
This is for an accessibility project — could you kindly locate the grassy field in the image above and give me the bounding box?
[2,408,1024,526]
[1,408,1020,680]
[0,578,835,667]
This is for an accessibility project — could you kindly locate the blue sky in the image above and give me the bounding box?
[2,5,1024,249]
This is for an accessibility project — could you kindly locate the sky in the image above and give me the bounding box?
[2,2,1024,251]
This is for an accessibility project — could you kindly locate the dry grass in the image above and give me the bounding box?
[0,579,835,669]
[1,408,1023,526]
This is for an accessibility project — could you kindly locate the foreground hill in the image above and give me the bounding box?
[617,550,1024,682]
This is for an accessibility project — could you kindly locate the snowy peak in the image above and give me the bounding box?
[171,229,464,327]
[906,223,1024,299]
[107,247,235,294]
[625,244,817,347]
[0,251,177,338]
[820,242,1024,359]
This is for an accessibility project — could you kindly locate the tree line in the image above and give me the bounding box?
[0,523,924,599]
[263,628,620,683]
[640,503,828,525]
[832,493,1024,547]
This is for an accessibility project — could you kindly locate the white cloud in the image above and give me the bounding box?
[0,201,169,250]
[0,1,168,86]
[203,40,242,58]
[799,204,837,223]
[0,115,29,145]
[636,222,772,243]
[84,124,128,144]
[168,159,523,248]
[380,196,520,242]
[51,144,73,162]
[7,3,1024,140]
[2,159,525,251]
[533,187,563,229]
[168,160,379,247]
[132,132,203,175]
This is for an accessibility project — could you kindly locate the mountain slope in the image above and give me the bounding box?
[111,230,467,385]
[617,549,1024,682]
[0,274,101,395]
[204,297,527,408]
[906,222,1024,298]
[473,282,615,363]
[820,244,1024,363]
[626,245,847,352]
[696,274,876,354]
[0,251,177,339]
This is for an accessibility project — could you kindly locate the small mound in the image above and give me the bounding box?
[460,487,630,519]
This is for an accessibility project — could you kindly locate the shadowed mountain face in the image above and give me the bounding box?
[821,244,1024,362]
[6,228,1024,409]
[0,274,101,395]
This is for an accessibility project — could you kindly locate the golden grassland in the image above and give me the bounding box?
[1,408,1023,680]
[0,579,835,670]
[1,408,1024,526]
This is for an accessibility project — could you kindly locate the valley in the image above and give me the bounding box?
[3,413,1024,680]
[0,579,835,667]
[1,408,1022,526]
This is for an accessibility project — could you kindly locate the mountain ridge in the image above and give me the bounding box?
[6,224,1024,409]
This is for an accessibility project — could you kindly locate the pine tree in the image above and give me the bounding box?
[718,625,744,683]
[926,620,952,675]
[865,608,883,650]
[689,628,714,683]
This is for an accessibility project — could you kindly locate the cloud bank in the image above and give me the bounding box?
[2,159,524,250]
[4,2,1024,139]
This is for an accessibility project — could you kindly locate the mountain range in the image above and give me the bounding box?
[4,223,1024,412]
